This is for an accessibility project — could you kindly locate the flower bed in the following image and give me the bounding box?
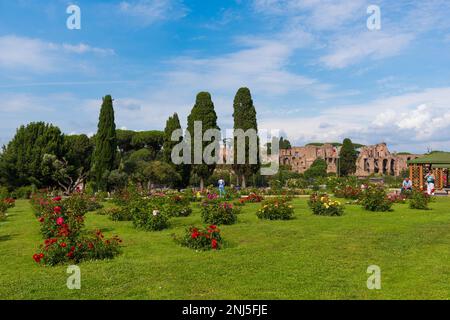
[201,201,239,225]
[308,194,344,216]
[256,198,294,220]
[174,225,223,250]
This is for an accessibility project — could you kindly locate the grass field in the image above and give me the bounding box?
[1,197,450,300]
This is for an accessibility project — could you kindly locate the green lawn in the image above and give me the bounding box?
[1,197,450,300]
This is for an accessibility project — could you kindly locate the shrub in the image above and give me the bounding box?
[63,193,100,216]
[133,207,170,231]
[108,207,134,221]
[174,225,223,251]
[32,195,122,266]
[33,230,122,266]
[37,199,85,241]
[163,195,192,217]
[11,185,34,199]
[201,201,239,225]
[243,193,264,203]
[387,193,407,204]
[256,198,294,220]
[165,203,192,217]
[334,185,362,200]
[308,194,344,216]
[360,185,393,212]
[409,190,432,210]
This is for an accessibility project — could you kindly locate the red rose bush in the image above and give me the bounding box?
[32,194,121,266]
[174,225,224,251]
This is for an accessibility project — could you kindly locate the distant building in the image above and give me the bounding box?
[280,142,422,177]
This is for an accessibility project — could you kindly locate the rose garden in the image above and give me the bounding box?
[1,89,449,299]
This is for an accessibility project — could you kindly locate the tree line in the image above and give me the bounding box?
[0,88,267,193]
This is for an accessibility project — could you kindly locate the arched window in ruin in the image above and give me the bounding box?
[390,159,395,176]
[382,159,388,175]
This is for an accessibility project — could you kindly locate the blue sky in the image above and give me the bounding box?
[0,0,450,153]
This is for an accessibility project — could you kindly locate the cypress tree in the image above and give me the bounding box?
[232,87,259,188]
[339,138,357,176]
[163,113,190,188]
[186,92,220,190]
[91,95,117,191]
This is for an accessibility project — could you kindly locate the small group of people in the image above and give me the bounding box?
[401,171,436,195]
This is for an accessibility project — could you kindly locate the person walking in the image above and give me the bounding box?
[218,178,225,198]
[425,171,435,195]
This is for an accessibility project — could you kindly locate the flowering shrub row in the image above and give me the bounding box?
[256,198,294,220]
[0,198,15,220]
[174,225,223,251]
[308,194,344,216]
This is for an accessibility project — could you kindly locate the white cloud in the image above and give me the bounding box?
[118,0,187,26]
[0,35,115,72]
[259,87,450,153]
[62,44,115,56]
[162,30,331,97]
[253,0,367,30]
[320,31,414,69]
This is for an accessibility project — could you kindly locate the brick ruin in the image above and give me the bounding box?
[279,143,421,177]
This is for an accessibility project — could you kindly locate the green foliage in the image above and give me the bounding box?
[201,201,239,225]
[360,185,393,212]
[116,129,136,153]
[256,197,294,220]
[187,92,220,189]
[133,206,170,231]
[0,122,64,188]
[11,185,34,199]
[63,134,93,177]
[232,88,260,188]
[144,161,181,188]
[308,194,344,216]
[107,170,128,191]
[131,130,164,152]
[91,95,117,191]
[339,138,357,176]
[409,190,432,210]
[304,159,328,180]
[174,225,223,251]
